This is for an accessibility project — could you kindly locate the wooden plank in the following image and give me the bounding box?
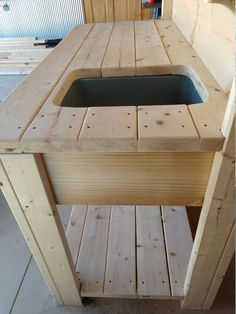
[182,82,235,309]
[43,152,214,206]
[21,107,87,153]
[83,0,93,22]
[66,206,87,266]
[0,67,34,75]
[161,206,193,297]
[102,21,136,77]
[203,222,235,309]
[0,23,93,153]
[155,20,226,151]
[162,0,173,19]
[93,0,114,22]
[136,206,170,298]
[104,206,136,297]
[76,205,111,296]
[138,105,200,151]
[1,154,81,305]
[135,20,171,75]
[114,0,127,21]
[0,45,47,50]
[67,22,113,77]
[21,23,114,152]
[78,106,137,152]
[127,0,141,20]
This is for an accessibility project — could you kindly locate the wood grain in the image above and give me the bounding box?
[43,152,214,206]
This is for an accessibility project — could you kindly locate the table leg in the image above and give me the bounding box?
[182,81,235,309]
[0,154,81,305]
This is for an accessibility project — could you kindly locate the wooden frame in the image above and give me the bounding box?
[0,155,81,305]
[0,21,234,309]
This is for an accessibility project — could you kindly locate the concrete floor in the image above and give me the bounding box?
[0,74,235,314]
[0,190,235,314]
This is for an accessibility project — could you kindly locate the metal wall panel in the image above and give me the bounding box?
[0,0,85,39]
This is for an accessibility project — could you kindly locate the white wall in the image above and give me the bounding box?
[172,0,234,93]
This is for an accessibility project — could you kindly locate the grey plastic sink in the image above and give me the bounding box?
[60,75,202,108]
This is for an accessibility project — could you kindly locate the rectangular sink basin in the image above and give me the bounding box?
[60,75,203,108]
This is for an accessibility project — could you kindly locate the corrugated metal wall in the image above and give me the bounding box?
[0,0,85,39]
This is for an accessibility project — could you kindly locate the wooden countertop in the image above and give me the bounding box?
[0,20,227,153]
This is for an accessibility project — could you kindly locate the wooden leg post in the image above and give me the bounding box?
[0,154,81,305]
[161,0,173,19]
[182,81,235,309]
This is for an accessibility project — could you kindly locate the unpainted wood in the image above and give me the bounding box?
[76,205,111,296]
[182,81,235,309]
[162,0,173,19]
[156,20,226,151]
[104,206,136,297]
[43,152,214,206]
[172,0,234,93]
[161,206,193,297]
[102,21,136,77]
[1,155,81,305]
[203,222,235,309]
[21,23,113,153]
[135,20,171,75]
[136,206,170,298]
[78,106,137,152]
[138,105,200,151]
[66,205,87,265]
[0,23,93,153]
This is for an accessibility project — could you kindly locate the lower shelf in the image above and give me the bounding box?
[66,205,193,299]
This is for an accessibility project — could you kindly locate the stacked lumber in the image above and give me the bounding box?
[0,37,53,75]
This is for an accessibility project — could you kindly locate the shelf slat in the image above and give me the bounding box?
[66,205,87,265]
[66,205,193,299]
[161,206,193,297]
[76,205,111,296]
[136,206,170,298]
[104,206,136,297]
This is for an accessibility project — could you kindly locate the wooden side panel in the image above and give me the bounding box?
[1,155,81,305]
[76,205,111,296]
[136,206,170,298]
[83,0,114,22]
[92,0,114,22]
[135,20,171,75]
[83,0,141,22]
[127,0,141,20]
[78,106,137,152]
[172,0,234,93]
[114,0,127,21]
[102,21,135,77]
[104,206,136,297]
[161,206,193,297]
[83,0,93,23]
[66,205,87,265]
[43,152,214,206]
